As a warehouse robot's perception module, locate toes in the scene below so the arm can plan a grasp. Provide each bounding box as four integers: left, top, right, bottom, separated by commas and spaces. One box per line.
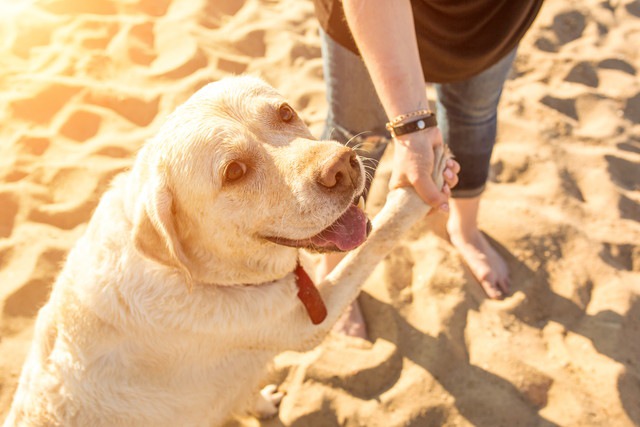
481, 274, 510, 300
481, 280, 504, 300
497, 276, 511, 296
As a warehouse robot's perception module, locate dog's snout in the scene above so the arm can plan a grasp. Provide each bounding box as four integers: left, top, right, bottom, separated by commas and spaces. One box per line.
317, 148, 360, 190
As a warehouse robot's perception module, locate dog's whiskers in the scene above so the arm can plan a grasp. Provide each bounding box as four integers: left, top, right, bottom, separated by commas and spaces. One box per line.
345, 131, 372, 149
360, 157, 379, 166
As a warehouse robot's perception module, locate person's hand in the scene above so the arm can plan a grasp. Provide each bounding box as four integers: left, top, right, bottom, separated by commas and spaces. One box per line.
388, 127, 459, 212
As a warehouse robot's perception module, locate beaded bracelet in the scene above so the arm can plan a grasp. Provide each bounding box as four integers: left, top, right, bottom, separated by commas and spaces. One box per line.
387, 109, 432, 127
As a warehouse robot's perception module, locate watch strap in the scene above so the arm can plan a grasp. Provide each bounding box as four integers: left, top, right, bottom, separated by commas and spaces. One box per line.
386, 114, 437, 138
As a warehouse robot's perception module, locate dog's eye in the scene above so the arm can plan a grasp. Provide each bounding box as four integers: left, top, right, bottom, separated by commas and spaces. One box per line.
224, 161, 246, 182
278, 103, 296, 123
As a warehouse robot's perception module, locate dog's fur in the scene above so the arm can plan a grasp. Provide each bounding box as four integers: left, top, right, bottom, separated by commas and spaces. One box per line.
3, 76, 372, 427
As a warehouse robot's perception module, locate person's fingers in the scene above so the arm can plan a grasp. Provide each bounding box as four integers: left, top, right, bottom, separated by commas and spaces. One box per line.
442, 183, 451, 196
390, 165, 451, 211
390, 129, 451, 211
390, 168, 448, 210
443, 159, 460, 189
443, 168, 458, 189
447, 158, 461, 174
412, 176, 449, 212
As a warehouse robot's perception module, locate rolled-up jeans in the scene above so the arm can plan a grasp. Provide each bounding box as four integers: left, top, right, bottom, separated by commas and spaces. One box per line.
320, 29, 518, 199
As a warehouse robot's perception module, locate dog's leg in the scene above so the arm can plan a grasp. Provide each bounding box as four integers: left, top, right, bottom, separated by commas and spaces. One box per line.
291, 146, 449, 348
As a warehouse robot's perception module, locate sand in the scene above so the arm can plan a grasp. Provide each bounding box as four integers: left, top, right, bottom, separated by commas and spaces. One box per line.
0, 0, 639, 426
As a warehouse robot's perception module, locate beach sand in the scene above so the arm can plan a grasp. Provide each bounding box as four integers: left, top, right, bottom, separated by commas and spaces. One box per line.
0, 0, 639, 425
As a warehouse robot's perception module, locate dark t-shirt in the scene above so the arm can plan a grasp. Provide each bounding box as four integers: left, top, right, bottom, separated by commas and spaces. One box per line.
314, 0, 544, 83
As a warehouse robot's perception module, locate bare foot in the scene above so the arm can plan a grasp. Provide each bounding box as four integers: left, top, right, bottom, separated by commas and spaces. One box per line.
448, 225, 510, 298
333, 300, 368, 339
448, 197, 510, 299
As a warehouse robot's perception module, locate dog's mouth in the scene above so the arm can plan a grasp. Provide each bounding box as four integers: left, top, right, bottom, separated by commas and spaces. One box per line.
265, 197, 371, 252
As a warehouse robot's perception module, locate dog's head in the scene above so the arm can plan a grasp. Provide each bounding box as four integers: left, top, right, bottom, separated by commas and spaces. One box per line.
128, 76, 369, 285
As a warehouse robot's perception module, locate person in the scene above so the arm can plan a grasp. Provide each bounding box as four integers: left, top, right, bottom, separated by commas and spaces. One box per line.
313, 0, 544, 338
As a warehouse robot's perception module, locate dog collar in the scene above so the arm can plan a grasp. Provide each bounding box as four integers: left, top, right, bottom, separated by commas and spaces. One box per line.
294, 263, 327, 325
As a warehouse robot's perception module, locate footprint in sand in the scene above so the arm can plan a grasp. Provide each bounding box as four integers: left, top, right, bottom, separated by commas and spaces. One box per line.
558, 167, 586, 202
127, 22, 156, 66
149, 32, 208, 79
606, 154, 640, 191
58, 107, 102, 142
624, 92, 640, 123
4, 278, 51, 318
564, 61, 599, 88
3, 247, 67, 318
596, 58, 638, 98
574, 93, 623, 139
217, 56, 249, 75
28, 167, 99, 229
491, 150, 534, 185
552, 10, 586, 45
215, 26, 268, 75
16, 134, 51, 156
598, 58, 637, 76
231, 28, 267, 58
200, 0, 245, 29
10, 82, 82, 125
540, 91, 624, 140
600, 242, 640, 272
540, 95, 578, 120
626, 0, 640, 17
0, 192, 19, 239
84, 88, 160, 127
35, 0, 116, 15
617, 138, 640, 155
619, 194, 640, 222
534, 9, 588, 52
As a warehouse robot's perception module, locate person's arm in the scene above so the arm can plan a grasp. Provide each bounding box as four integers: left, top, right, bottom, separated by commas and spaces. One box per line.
343, 0, 451, 211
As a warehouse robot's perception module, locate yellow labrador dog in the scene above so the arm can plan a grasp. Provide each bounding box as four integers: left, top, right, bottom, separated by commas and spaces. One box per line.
4, 76, 447, 427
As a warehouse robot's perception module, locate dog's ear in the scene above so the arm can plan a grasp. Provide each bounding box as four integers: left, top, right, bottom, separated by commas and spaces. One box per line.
133, 174, 193, 287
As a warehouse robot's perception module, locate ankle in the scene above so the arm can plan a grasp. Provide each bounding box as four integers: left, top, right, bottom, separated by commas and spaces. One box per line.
447, 217, 480, 242
448, 196, 482, 240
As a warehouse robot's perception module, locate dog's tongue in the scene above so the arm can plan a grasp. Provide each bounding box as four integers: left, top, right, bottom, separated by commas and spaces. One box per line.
311, 204, 368, 251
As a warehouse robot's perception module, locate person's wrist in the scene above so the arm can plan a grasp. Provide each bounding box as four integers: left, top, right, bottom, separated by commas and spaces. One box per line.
393, 126, 439, 148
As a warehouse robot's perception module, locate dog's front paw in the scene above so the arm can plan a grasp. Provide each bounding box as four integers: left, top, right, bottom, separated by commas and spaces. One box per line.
252, 384, 284, 419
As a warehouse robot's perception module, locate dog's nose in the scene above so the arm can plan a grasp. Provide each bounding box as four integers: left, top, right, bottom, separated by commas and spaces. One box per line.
317, 148, 360, 189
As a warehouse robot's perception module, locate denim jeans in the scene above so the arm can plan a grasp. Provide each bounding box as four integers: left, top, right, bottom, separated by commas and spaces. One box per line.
320, 30, 518, 198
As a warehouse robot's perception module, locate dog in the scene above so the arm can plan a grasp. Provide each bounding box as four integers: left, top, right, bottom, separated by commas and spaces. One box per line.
4, 75, 450, 427
3, 76, 376, 426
